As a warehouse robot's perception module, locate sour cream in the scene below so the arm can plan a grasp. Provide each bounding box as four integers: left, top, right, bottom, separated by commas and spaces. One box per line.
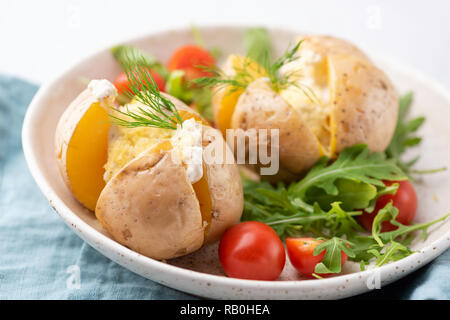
88, 79, 117, 101
170, 118, 203, 184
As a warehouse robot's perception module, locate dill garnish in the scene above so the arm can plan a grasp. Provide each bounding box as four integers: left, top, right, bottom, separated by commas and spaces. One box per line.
193, 40, 319, 103
109, 49, 183, 130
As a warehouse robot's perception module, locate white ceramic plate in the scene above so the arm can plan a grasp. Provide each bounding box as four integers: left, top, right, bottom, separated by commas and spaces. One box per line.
22, 26, 450, 299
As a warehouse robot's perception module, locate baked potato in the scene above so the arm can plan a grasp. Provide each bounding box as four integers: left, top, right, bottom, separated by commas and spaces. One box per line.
213, 35, 398, 181
55, 79, 243, 260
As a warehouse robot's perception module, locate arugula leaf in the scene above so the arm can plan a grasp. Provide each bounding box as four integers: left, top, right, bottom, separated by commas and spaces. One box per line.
289, 144, 407, 198
242, 189, 363, 239
365, 183, 399, 213
326, 202, 365, 237
244, 28, 272, 66
371, 202, 398, 246
241, 143, 449, 271
111, 45, 169, 80
314, 237, 355, 274
368, 240, 412, 267
377, 212, 450, 244
385, 92, 425, 172
190, 87, 214, 121
166, 69, 214, 121
305, 178, 377, 211
166, 70, 192, 101
346, 235, 380, 263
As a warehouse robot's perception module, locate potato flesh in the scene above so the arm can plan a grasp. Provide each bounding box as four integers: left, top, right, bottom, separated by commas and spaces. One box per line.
192, 164, 212, 236
104, 102, 211, 182
280, 49, 331, 154
104, 104, 213, 236
65, 102, 110, 211
104, 125, 173, 182
215, 87, 244, 136
214, 55, 266, 135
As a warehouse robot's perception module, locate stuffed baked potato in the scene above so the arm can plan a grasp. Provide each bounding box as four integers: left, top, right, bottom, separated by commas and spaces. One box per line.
55, 78, 243, 260
212, 35, 398, 181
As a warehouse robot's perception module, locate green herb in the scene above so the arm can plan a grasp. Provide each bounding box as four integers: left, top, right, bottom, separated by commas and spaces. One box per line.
244, 27, 272, 65
386, 93, 422, 168
190, 87, 214, 121
368, 240, 412, 267
261, 40, 305, 92
289, 144, 407, 198
109, 51, 182, 130
166, 70, 193, 101
241, 144, 450, 273
314, 237, 355, 274
166, 69, 214, 121
192, 61, 262, 91
194, 39, 315, 97
371, 202, 398, 246
191, 24, 205, 48
111, 45, 169, 80
384, 92, 446, 175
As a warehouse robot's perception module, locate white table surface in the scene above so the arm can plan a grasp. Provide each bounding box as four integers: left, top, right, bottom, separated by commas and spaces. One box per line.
0, 0, 449, 88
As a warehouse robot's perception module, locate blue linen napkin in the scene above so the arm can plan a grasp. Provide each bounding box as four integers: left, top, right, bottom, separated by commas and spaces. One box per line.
0, 74, 448, 300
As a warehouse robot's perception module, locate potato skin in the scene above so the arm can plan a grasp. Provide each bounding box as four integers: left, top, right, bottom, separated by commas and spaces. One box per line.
96, 124, 243, 260
329, 54, 398, 154
217, 35, 398, 181
55, 89, 99, 193
297, 35, 370, 62
231, 78, 321, 176
96, 143, 205, 260
296, 35, 398, 155
202, 125, 244, 243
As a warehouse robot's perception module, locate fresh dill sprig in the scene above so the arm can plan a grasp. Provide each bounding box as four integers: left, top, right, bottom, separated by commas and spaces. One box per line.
111, 45, 169, 80
262, 40, 302, 92
193, 56, 266, 92
193, 67, 249, 90
109, 49, 183, 130
193, 40, 319, 104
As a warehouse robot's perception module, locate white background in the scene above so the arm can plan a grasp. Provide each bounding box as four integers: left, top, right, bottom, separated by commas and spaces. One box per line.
0, 0, 449, 87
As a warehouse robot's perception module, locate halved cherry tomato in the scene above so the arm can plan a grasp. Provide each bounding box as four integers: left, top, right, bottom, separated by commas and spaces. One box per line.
286, 237, 348, 277
218, 221, 286, 280
167, 45, 215, 80
113, 68, 166, 94
358, 180, 418, 232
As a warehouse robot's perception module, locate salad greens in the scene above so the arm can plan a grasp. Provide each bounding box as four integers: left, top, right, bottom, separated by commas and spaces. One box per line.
111, 45, 169, 80
385, 92, 425, 172
242, 94, 450, 274
244, 28, 272, 65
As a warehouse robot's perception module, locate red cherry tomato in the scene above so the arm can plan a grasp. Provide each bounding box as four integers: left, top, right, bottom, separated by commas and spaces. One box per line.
218, 221, 286, 280
167, 45, 215, 80
286, 237, 348, 277
358, 180, 418, 232
113, 68, 166, 94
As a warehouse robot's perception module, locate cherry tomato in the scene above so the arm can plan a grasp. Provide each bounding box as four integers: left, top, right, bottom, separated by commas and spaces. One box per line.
286, 237, 348, 277
167, 45, 215, 80
113, 68, 166, 94
358, 180, 418, 232
218, 221, 286, 280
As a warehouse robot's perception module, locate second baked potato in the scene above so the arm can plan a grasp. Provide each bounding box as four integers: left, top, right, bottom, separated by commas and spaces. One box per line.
212, 35, 398, 181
